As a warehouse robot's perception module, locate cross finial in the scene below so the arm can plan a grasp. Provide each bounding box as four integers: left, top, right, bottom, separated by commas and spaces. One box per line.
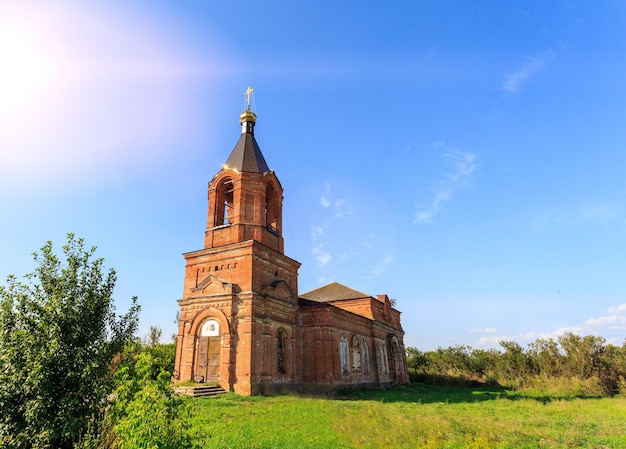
244, 86, 254, 110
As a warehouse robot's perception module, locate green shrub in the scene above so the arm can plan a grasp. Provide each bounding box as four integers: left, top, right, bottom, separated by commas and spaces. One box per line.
0, 235, 139, 449
110, 350, 198, 449
406, 333, 626, 397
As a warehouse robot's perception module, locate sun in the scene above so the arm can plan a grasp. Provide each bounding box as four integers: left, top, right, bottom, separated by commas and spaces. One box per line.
0, 22, 56, 120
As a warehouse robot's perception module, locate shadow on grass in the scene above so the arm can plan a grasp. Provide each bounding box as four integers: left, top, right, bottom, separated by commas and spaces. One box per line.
332, 378, 605, 405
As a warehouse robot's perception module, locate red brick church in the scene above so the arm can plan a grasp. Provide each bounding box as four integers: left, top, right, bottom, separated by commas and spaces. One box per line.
174, 90, 408, 395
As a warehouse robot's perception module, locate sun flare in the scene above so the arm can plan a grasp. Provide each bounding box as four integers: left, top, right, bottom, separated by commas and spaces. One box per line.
0, 24, 56, 119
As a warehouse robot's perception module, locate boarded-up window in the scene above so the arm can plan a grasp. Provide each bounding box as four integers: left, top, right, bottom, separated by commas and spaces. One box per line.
277, 329, 286, 374
361, 338, 370, 375
351, 335, 361, 371
340, 334, 349, 374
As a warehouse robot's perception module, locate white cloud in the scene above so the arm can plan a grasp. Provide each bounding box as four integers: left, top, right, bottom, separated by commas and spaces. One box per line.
320, 183, 331, 208
309, 183, 396, 284
502, 48, 555, 95
608, 303, 626, 314
311, 185, 342, 268
414, 144, 478, 224
585, 315, 626, 327
313, 247, 332, 267
370, 254, 394, 276
319, 183, 352, 218
585, 304, 626, 330
519, 327, 584, 342
476, 326, 587, 348
520, 331, 538, 340
469, 327, 497, 334
484, 303, 626, 348
473, 301, 626, 349
579, 204, 617, 223
310, 225, 325, 240
333, 198, 352, 219
531, 202, 618, 231
547, 326, 585, 338
310, 223, 332, 267
478, 335, 510, 346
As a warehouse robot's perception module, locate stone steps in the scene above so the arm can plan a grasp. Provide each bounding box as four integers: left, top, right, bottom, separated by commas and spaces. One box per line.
173, 385, 227, 397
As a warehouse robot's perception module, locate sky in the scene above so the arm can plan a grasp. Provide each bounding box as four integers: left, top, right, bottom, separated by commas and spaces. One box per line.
1, 0, 625, 350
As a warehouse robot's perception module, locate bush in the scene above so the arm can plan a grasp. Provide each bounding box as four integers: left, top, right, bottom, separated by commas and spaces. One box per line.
81, 347, 198, 449
0, 235, 139, 449
406, 334, 626, 397
112, 352, 197, 449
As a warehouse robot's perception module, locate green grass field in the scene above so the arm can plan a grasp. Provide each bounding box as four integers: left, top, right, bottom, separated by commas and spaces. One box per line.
186, 383, 626, 449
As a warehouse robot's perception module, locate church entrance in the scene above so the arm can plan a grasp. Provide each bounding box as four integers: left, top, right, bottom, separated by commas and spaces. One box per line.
195, 319, 221, 383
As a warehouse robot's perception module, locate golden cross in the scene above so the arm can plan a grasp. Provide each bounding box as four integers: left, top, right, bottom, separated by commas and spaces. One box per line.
244, 86, 254, 110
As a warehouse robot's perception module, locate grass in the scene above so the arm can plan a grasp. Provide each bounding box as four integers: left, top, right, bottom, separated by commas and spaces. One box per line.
185, 383, 626, 448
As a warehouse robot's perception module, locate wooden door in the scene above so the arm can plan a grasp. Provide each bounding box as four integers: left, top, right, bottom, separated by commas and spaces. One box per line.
206, 336, 221, 381
195, 336, 221, 382
195, 337, 209, 382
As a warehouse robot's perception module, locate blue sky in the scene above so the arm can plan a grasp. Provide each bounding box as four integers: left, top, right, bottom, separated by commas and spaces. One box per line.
1, 1, 625, 350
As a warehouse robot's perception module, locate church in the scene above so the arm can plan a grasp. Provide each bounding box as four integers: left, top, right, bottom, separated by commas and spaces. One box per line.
173, 90, 408, 395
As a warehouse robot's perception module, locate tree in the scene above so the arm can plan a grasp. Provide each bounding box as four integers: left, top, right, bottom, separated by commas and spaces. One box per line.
0, 235, 140, 449
497, 340, 532, 381
143, 324, 162, 347
558, 332, 605, 379
405, 347, 427, 374
102, 349, 198, 449
527, 337, 563, 377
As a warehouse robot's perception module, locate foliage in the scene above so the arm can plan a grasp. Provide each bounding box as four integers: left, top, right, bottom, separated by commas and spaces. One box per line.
109, 349, 198, 449
80, 337, 195, 449
187, 383, 626, 448
406, 333, 626, 396
143, 325, 163, 346
144, 329, 176, 378
0, 235, 139, 449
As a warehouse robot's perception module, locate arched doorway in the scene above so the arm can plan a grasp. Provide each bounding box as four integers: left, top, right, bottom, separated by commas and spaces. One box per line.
195, 319, 221, 383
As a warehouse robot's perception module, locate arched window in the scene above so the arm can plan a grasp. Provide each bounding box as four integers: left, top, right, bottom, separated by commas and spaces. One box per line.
265, 182, 279, 233
215, 177, 234, 226
340, 334, 349, 374
361, 338, 370, 375
277, 329, 286, 374
381, 340, 389, 374
351, 335, 361, 371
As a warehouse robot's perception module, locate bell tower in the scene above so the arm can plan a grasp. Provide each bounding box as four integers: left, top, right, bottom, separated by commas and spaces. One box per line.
174, 88, 302, 395
203, 91, 284, 253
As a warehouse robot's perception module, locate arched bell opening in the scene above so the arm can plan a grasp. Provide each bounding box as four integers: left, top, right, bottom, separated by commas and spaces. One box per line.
214, 177, 234, 227
264, 181, 280, 234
